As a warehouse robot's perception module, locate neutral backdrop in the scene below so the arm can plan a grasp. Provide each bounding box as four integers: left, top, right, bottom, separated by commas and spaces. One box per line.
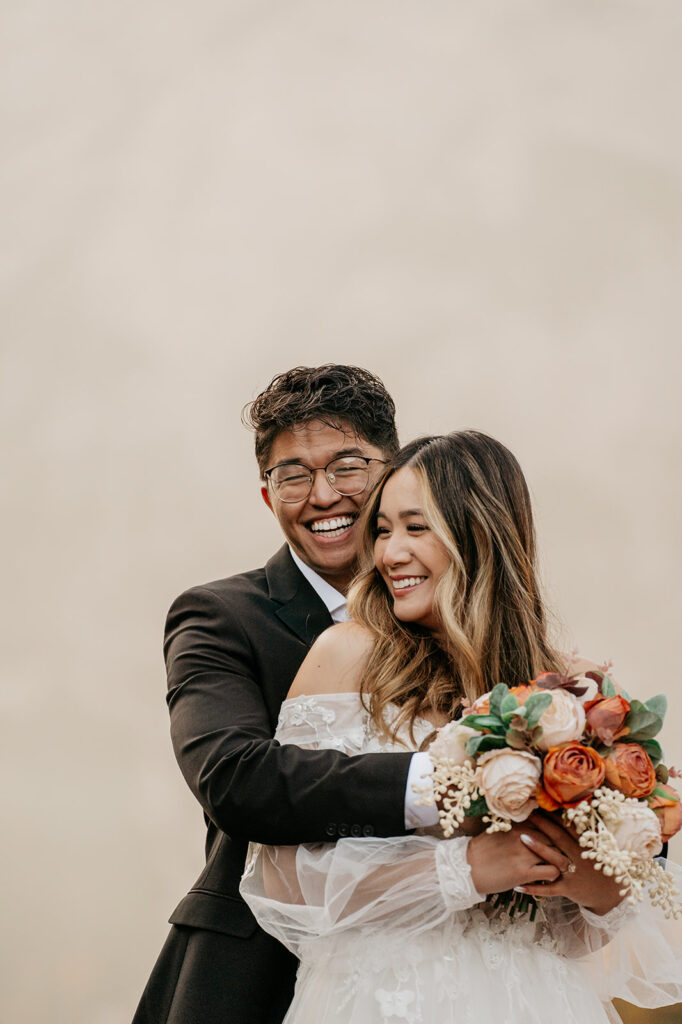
2, 2, 681, 1022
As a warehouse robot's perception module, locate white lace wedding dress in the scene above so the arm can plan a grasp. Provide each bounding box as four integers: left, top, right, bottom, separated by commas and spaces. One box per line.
240, 693, 682, 1024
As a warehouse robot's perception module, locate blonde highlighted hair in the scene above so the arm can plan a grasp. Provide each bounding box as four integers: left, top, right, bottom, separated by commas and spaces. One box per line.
347, 431, 563, 743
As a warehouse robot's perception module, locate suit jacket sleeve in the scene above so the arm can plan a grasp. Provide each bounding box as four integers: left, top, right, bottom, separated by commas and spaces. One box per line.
165, 584, 413, 846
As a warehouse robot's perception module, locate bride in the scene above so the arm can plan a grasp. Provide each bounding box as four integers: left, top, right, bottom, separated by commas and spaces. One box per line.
241, 431, 682, 1024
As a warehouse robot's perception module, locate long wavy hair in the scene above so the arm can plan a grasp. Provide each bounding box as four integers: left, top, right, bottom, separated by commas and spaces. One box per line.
347, 431, 563, 743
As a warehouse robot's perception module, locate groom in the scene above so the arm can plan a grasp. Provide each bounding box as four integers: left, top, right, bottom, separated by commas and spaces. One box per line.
132, 365, 440, 1024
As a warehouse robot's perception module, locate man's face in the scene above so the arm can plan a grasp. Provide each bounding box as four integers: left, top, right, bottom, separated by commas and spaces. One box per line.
261, 419, 387, 593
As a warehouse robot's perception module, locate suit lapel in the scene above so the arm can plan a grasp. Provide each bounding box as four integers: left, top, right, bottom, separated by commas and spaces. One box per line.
265, 545, 334, 647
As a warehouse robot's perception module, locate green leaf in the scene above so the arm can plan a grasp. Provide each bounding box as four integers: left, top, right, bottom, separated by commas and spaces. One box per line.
650, 783, 678, 803
466, 733, 508, 756
644, 694, 667, 719
464, 795, 489, 816
459, 714, 505, 733
601, 675, 617, 697
639, 739, 664, 766
500, 692, 520, 717
624, 701, 663, 741
521, 692, 553, 729
489, 683, 510, 718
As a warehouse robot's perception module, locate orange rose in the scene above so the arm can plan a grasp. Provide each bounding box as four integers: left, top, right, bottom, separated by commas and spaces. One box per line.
542, 741, 606, 807
604, 743, 656, 798
647, 783, 682, 843
584, 695, 631, 745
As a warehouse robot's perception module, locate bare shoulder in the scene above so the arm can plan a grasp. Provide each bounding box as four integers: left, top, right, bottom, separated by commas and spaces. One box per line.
287, 622, 375, 698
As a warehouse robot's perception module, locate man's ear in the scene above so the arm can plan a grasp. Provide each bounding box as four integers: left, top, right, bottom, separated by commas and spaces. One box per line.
261, 485, 274, 513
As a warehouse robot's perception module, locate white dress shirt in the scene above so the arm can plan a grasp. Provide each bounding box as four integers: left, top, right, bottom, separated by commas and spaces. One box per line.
288, 547, 439, 829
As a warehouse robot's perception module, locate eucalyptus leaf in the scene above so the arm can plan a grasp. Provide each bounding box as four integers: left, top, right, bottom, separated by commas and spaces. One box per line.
500, 692, 519, 717
522, 692, 553, 729
644, 694, 667, 719
624, 701, 663, 741
466, 733, 508, 756
638, 738, 663, 766
489, 683, 510, 718
460, 714, 505, 733
650, 782, 678, 802
601, 676, 617, 698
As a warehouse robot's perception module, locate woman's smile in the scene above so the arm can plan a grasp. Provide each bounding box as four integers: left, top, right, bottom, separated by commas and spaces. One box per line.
374, 467, 450, 631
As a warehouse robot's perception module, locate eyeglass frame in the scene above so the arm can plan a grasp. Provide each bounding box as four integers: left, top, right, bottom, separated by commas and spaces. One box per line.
263, 455, 387, 503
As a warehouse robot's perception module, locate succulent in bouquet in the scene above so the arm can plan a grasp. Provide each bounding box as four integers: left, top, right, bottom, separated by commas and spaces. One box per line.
417, 667, 681, 918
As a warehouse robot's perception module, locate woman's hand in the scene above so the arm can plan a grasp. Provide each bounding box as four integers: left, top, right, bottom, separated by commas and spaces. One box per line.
513, 812, 625, 915
466, 821, 569, 895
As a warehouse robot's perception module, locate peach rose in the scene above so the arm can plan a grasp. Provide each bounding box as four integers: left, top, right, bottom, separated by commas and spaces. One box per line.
475, 748, 542, 821
647, 784, 682, 843
584, 695, 631, 746
542, 741, 606, 806
612, 807, 663, 860
604, 743, 656, 798
535, 689, 586, 752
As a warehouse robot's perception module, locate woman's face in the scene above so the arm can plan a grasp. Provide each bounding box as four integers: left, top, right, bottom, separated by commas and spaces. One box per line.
374, 467, 451, 632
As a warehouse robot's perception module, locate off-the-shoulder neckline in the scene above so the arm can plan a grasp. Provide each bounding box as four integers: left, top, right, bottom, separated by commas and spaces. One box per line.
280, 692, 443, 731
282, 692, 361, 703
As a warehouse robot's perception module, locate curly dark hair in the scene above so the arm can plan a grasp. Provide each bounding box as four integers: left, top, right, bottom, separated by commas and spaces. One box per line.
242, 364, 399, 476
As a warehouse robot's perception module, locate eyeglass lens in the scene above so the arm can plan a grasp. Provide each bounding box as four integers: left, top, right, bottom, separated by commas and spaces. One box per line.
269, 457, 371, 502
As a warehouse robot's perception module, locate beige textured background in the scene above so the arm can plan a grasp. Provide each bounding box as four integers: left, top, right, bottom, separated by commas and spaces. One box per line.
2, 2, 681, 1022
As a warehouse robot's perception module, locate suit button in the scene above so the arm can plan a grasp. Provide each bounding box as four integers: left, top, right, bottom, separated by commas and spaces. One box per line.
325, 823, 337, 838
362, 825, 374, 837
350, 824, 362, 837
338, 823, 350, 837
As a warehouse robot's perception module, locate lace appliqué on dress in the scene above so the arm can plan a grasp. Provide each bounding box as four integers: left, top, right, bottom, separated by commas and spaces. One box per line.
277, 694, 374, 754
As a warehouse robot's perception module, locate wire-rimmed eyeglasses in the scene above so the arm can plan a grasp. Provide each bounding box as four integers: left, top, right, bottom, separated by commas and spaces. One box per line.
264, 456, 386, 503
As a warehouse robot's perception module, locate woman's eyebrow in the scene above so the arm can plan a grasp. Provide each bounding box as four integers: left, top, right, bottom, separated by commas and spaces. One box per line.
376, 508, 424, 520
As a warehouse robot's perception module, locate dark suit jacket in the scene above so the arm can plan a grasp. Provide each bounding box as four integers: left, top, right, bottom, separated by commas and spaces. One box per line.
133, 546, 413, 1024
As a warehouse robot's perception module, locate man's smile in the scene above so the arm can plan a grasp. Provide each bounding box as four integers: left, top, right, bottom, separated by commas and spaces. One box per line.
306, 515, 358, 540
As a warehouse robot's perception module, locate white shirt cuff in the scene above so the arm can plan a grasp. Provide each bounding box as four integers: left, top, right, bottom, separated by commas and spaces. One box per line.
404, 752, 439, 829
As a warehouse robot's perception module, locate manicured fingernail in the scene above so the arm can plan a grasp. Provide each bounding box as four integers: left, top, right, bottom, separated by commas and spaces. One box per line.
520, 833, 534, 846
514, 886, 528, 893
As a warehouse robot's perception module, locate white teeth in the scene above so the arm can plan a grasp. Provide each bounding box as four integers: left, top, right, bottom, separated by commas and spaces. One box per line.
310, 517, 354, 533
393, 577, 427, 590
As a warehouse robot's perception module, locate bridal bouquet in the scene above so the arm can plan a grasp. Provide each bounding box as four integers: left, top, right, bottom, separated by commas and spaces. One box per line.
418, 667, 682, 917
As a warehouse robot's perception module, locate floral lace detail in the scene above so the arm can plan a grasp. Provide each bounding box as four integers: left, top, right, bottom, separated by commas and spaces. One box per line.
279, 695, 337, 729
276, 694, 408, 756
434, 838, 481, 913
374, 987, 416, 1022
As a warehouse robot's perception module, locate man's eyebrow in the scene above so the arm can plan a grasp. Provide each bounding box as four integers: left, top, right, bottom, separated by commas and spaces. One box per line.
270, 448, 366, 469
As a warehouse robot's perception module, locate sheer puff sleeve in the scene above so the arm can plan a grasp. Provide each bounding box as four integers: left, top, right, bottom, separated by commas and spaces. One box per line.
541, 864, 682, 1008
239, 694, 484, 958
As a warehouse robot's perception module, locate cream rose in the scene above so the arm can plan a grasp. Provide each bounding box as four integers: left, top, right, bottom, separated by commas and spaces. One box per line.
572, 675, 600, 705
475, 749, 542, 821
612, 807, 663, 860
535, 688, 586, 752
428, 722, 477, 766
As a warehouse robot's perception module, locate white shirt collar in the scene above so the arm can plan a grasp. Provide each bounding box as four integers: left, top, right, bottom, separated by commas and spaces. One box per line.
288, 546, 349, 622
